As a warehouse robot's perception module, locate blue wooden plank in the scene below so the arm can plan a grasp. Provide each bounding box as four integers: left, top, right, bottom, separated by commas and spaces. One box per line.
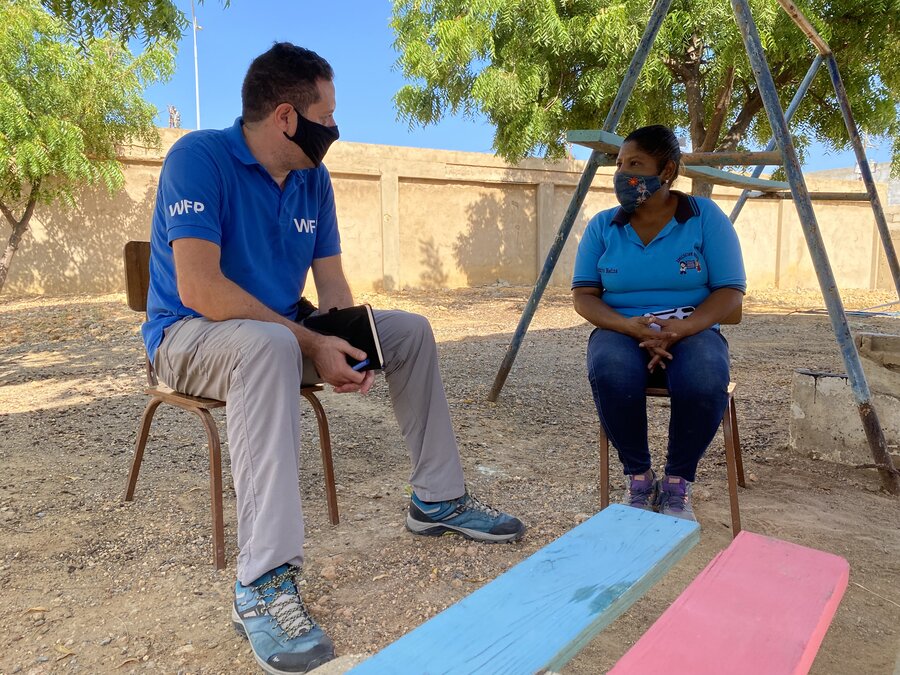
680, 165, 789, 192
567, 129, 790, 192
567, 128, 629, 153
349, 505, 700, 675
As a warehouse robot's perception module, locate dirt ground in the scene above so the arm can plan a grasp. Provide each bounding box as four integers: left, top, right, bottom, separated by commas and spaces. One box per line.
1, 285, 899, 675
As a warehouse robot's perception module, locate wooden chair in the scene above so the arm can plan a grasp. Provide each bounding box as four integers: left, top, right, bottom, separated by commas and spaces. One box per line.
599, 306, 746, 536
121, 241, 338, 570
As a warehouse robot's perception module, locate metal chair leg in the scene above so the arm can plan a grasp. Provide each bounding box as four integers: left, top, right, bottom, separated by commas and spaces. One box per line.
302, 389, 339, 526
191, 407, 226, 570
124, 397, 163, 501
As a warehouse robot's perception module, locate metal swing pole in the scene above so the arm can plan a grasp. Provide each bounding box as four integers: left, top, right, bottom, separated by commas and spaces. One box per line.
823, 54, 900, 299
729, 55, 822, 223
732, 0, 900, 494
488, 0, 675, 401
775, 0, 900, 298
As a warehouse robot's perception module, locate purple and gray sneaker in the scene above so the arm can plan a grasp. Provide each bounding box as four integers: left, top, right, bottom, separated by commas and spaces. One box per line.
624, 470, 658, 511
658, 475, 696, 521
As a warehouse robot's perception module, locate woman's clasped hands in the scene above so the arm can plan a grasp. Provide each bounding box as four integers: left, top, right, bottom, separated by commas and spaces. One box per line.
627, 315, 694, 373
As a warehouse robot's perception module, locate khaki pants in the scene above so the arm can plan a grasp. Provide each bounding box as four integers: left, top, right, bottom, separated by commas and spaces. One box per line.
154, 310, 465, 584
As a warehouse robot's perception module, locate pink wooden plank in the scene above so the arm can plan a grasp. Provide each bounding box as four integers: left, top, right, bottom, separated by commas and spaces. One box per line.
610, 531, 849, 675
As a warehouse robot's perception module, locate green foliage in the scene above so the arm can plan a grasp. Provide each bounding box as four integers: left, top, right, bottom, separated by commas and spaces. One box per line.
41, 0, 187, 46
392, 0, 900, 172
0, 0, 174, 213
40, 0, 229, 47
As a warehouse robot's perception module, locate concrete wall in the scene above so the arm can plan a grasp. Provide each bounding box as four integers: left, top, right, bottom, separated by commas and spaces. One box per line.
809, 164, 900, 206
4, 127, 898, 296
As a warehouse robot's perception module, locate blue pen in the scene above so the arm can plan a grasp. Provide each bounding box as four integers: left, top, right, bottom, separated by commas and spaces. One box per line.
351, 358, 370, 371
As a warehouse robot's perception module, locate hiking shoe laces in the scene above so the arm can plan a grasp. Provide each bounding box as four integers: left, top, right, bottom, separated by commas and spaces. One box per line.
256, 567, 315, 639
465, 493, 502, 518
407, 490, 525, 543
233, 564, 335, 674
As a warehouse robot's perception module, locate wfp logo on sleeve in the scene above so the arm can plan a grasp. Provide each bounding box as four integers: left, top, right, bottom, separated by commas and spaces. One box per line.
294, 218, 316, 234
167, 199, 205, 217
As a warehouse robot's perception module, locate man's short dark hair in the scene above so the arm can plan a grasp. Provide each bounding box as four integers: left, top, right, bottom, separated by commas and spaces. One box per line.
241, 43, 333, 123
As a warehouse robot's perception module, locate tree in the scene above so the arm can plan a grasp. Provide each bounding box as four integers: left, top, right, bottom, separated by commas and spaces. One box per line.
40, 0, 230, 47
41, 0, 188, 46
0, 0, 174, 293
391, 0, 900, 194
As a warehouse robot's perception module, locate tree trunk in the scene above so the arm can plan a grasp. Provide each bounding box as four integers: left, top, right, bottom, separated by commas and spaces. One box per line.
691, 180, 714, 198
0, 188, 39, 295
679, 36, 716, 200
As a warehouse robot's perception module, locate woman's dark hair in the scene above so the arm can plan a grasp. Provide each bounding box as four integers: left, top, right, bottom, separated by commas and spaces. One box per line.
623, 125, 681, 181
241, 43, 333, 123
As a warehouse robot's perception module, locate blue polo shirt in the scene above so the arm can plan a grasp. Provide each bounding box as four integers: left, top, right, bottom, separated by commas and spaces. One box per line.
572, 192, 745, 316
142, 118, 342, 362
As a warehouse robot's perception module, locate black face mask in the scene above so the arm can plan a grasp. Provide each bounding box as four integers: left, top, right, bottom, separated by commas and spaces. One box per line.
283, 108, 339, 167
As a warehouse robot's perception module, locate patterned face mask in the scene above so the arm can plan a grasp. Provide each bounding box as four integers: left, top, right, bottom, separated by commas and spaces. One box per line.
613, 172, 663, 213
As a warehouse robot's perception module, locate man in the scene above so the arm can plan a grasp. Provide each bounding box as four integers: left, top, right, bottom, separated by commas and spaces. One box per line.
143, 43, 525, 674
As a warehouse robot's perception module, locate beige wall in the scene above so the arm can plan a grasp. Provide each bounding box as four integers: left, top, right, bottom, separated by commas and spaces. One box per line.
4, 127, 898, 296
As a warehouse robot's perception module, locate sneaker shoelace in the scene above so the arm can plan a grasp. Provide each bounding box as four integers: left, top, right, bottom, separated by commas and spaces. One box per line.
627, 478, 655, 506
661, 488, 688, 511
257, 567, 315, 639
464, 493, 502, 518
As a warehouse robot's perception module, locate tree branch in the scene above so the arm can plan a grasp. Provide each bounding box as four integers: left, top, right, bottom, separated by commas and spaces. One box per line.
0, 182, 41, 229
717, 72, 796, 152
662, 54, 686, 78
20, 183, 40, 225
699, 66, 735, 152
682, 35, 707, 149
0, 201, 16, 228
718, 90, 763, 152
0, 183, 40, 294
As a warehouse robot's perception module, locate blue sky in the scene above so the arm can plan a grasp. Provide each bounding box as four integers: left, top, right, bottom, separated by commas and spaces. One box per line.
142, 0, 893, 173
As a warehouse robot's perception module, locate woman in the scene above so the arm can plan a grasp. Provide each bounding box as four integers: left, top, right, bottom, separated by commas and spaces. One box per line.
572, 125, 746, 521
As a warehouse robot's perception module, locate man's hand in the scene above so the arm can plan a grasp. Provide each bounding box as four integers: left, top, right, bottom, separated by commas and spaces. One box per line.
306, 334, 373, 394
337, 369, 375, 395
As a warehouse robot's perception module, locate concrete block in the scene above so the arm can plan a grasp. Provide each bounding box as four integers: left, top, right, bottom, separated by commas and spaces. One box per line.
789, 369, 900, 465
855, 332, 900, 401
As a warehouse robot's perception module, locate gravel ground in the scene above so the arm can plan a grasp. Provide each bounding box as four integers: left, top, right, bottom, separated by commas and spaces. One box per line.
0, 286, 898, 674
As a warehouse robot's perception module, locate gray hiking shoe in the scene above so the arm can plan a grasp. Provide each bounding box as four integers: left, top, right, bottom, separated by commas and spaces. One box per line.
624, 470, 658, 511
658, 475, 696, 521
407, 491, 525, 543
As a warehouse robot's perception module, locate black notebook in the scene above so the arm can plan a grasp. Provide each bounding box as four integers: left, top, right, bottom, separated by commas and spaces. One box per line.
302, 304, 384, 372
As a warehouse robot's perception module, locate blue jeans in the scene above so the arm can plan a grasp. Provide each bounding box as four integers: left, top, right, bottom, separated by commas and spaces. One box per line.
586, 327, 730, 482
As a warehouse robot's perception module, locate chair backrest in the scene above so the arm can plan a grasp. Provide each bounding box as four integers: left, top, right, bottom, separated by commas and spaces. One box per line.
124, 241, 151, 313
123, 241, 157, 385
